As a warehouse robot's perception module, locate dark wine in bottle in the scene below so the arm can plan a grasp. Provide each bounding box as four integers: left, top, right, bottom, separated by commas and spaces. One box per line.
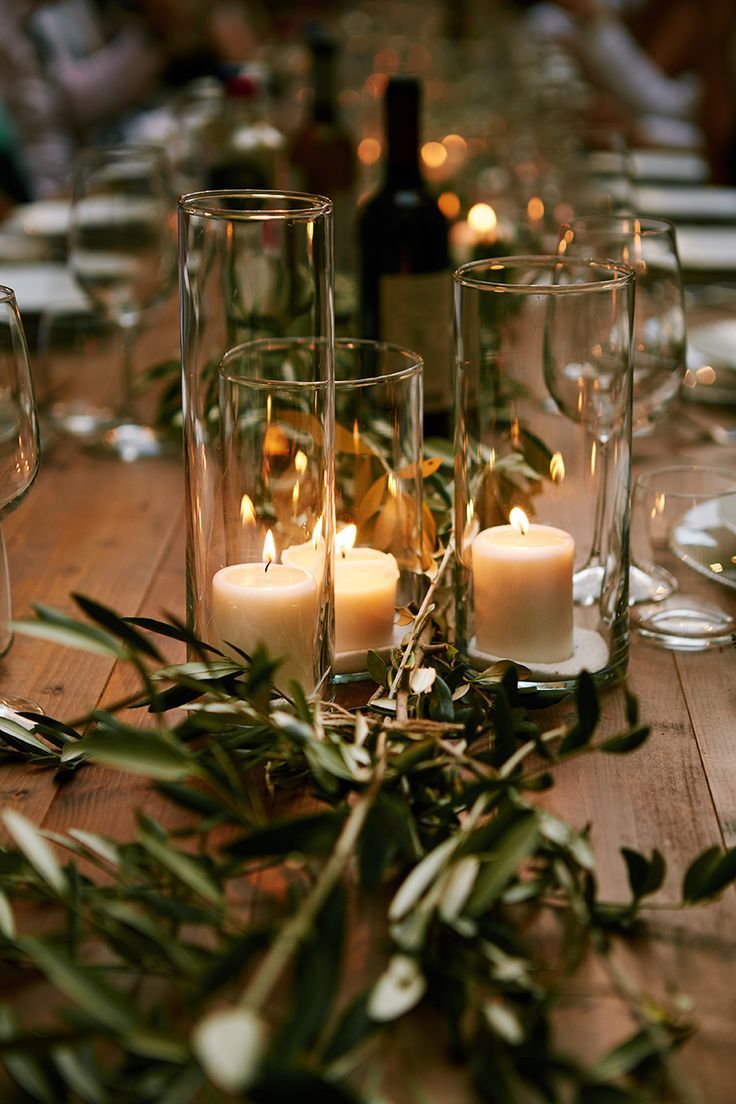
358, 76, 452, 436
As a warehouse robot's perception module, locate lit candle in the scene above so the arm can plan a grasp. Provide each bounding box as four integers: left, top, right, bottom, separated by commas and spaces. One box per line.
472, 507, 574, 663
212, 531, 319, 691
283, 523, 399, 655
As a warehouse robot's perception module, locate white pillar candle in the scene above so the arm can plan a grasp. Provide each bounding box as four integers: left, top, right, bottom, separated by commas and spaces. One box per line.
283, 527, 399, 655
211, 561, 319, 691
472, 511, 574, 664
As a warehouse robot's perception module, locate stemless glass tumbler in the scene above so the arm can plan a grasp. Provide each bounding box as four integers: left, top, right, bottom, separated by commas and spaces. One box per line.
179, 191, 335, 682
454, 257, 635, 691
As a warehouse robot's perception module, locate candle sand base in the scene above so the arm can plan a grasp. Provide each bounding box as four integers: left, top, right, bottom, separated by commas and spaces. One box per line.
468, 627, 609, 683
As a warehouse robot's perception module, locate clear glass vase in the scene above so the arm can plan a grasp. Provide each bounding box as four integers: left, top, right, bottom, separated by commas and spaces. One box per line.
453, 256, 635, 692
179, 191, 335, 678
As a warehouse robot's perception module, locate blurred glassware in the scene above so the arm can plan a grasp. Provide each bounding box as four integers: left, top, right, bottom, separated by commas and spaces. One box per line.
559, 215, 686, 436
630, 465, 736, 650
69, 144, 177, 460
35, 307, 117, 439
0, 285, 40, 657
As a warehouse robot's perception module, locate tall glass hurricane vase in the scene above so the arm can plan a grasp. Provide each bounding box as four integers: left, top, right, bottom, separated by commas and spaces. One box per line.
179, 191, 334, 650
454, 257, 635, 692
0, 287, 40, 658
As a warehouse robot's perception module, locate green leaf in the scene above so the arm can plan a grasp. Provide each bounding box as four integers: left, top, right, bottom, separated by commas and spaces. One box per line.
366, 650, 389, 688
0, 888, 16, 938
683, 846, 736, 903
591, 1028, 668, 1082
20, 938, 140, 1034
192, 1006, 266, 1093
73, 593, 163, 661
225, 810, 348, 860
1, 810, 67, 896
61, 730, 196, 780
17, 605, 125, 658
559, 670, 599, 754
599, 726, 649, 754
466, 811, 540, 915
52, 1046, 106, 1104
621, 848, 665, 901
367, 954, 427, 1021
490, 685, 516, 767
323, 992, 379, 1064
138, 828, 223, 907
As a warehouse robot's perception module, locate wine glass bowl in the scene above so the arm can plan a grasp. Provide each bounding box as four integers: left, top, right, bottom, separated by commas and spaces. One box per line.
558, 215, 686, 435
0, 285, 40, 657
69, 145, 177, 459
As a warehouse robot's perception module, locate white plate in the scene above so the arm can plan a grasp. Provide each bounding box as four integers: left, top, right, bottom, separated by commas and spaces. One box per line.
637, 185, 736, 221
675, 226, 736, 271
688, 319, 736, 366
4, 200, 71, 239
632, 150, 708, 183
0, 264, 90, 315
672, 499, 736, 590
718, 493, 736, 534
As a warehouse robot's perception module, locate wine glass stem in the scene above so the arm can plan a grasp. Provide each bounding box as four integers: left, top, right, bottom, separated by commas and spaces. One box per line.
119, 310, 139, 423
589, 439, 610, 567
0, 525, 13, 658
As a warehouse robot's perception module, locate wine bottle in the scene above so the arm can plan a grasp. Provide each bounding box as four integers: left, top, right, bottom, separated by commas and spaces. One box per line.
208, 64, 286, 191
358, 76, 452, 437
289, 30, 356, 276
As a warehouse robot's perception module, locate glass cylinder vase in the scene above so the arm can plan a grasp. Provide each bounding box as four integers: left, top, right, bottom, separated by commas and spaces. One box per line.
179, 190, 334, 660
217, 342, 333, 693
454, 256, 635, 691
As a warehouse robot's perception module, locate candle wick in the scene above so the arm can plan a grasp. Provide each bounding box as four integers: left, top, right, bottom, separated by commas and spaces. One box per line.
265, 560, 271, 574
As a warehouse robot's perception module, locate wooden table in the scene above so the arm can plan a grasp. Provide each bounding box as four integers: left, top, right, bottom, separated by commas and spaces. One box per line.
1, 398, 736, 1102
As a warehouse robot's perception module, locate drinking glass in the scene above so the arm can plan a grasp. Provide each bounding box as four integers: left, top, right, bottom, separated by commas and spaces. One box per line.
558, 215, 687, 602
630, 466, 736, 649
454, 256, 635, 690
69, 145, 177, 460
0, 286, 40, 661
179, 190, 334, 645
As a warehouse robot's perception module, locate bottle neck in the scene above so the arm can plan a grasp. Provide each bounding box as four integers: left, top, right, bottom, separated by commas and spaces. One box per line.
384, 81, 422, 189
312, 46, 337, 124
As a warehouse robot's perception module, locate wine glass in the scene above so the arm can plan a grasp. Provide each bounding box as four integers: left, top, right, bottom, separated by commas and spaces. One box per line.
557, 215, 687, 603
0, 286, 40, 692
69, 145, 177, 460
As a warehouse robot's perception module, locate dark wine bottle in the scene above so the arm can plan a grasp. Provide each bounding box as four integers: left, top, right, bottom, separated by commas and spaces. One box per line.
358, 76, 452, 437
289, 31, 356, 277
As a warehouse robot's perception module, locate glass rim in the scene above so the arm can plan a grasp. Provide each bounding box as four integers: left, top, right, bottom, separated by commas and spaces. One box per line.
179, 189, 333, 222
0, 285, 17, 305
220, 336, 422, 389
562, 213, 678, 238
453, 255, 635, 293
635, 464, 736, 496
76, 143, 168, 161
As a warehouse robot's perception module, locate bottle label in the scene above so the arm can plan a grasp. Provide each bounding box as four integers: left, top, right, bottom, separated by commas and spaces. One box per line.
379, 271, 452, 412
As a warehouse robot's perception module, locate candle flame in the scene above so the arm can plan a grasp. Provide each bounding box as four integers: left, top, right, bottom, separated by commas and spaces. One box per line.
312, 515, 323, 549
292, 481, 300, 507
294, 450, 307, 474
387, 473, 397, 498
266, 394, 272, 423
263, 529, 276, 564
509, 507, 529, 535
468, 202, 497, 236
353, 419, 360, 452
336, 523, 357, 558
240, 494, 256, 525
550, 451, 565, 483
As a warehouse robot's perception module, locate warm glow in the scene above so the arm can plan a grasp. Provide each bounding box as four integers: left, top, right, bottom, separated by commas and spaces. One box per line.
466, 501, 474, 525
263, 530, 276, 564
312, 515, 323, 548
509, 507, 530, 535
240, 495, 256, 525
364, 73, 388, 99
696, 364, 716, 385
442, 133, 467, 154
336, 523, 357, 557
387, 473, 397, 498
294, 449, 308, 474
353, 418, 360, 451
550, 451, 566, 483
421, 141, 447, 169
527, 196, 544, 222
266, 394, 272, 423
263, 424, 289, 456
292, 482, 300, 507
358, 137, 381, 165
438, 191, 461, 219
468, 203, 497, 236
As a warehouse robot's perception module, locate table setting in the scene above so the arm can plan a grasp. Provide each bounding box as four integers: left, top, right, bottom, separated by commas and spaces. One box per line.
0, 9, 736, 1103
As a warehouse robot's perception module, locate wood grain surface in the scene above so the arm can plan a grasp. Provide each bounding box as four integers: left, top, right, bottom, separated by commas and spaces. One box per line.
1, 398, 735, 1102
